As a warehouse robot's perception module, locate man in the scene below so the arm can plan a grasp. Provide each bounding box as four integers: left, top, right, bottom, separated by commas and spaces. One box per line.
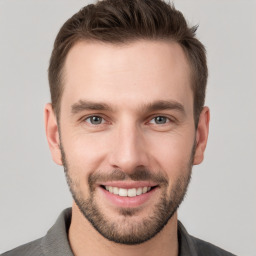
2, 0, 236, 255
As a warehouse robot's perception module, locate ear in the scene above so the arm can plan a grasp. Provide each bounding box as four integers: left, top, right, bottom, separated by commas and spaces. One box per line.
193, 107, 210, 165
44, 103, 63, 165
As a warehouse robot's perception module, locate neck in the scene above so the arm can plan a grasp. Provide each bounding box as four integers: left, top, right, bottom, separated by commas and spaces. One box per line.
68, 203, 179, 256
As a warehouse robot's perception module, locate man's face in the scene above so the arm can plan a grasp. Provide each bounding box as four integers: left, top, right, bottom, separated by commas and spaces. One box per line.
52, 40, 200, 244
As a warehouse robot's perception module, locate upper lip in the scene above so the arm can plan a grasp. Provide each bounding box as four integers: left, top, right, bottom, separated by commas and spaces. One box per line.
99, 181, 158, 189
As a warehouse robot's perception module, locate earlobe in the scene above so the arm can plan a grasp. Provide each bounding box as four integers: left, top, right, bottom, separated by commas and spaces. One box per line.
193, 107, 210, 165
44, 103, 63, 166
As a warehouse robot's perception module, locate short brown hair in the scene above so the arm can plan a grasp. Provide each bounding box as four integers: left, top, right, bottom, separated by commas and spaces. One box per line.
48, 0, 207, 124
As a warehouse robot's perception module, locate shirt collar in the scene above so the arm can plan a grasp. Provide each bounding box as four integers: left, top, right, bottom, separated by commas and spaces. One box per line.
41, 208, 73, 256
178, 221, 198, 256
40, 208, 198, 256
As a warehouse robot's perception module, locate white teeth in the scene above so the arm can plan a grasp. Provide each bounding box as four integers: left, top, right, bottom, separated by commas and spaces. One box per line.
128, 188, 136, 197
104, 186, 152, 197
142, 187, 148, 193
113, 187, 119, 195
136, 187, 142, 195
119, 188, 128, 197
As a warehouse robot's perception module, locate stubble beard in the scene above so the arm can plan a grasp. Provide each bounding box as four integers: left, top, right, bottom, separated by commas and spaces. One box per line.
60, 143, 194, 245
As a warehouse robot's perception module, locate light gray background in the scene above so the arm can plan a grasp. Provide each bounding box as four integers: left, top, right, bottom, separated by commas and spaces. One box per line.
0, 0, 255, 255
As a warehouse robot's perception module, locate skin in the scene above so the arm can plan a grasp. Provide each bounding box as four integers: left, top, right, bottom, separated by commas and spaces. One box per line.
45, 40, 210, 256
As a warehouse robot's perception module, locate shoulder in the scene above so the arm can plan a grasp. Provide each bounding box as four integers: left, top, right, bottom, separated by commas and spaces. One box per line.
178, 221, 237, 256
1, 208, 73, 256
190, 235, 237, 256
1, 238, 44, 256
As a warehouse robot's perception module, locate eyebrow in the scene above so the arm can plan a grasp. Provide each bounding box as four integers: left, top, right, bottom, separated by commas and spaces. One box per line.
71, 99, 185, 115
145, 100, 185, 114
71, 100, 113, 114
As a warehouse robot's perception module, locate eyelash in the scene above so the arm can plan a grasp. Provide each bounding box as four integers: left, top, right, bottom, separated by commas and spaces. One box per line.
84, 115, 107, 125
148, 116, 172, 125
82, 115, 174, 126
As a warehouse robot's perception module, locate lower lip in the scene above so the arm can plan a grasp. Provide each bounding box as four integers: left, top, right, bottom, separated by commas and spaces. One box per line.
99, 186, 158, 208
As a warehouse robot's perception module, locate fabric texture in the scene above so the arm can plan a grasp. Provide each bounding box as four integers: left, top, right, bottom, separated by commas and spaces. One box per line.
1, 208, 236, 256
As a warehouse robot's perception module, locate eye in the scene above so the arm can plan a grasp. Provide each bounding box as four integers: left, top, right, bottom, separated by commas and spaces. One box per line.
85, 116, 105, 125
149, 116, 170, 124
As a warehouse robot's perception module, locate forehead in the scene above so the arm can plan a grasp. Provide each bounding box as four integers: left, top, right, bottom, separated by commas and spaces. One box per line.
62, 40, 193, 113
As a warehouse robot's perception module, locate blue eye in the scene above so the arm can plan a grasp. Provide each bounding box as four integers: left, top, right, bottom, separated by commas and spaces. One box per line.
85, 116, 104, 125
150, 116, 169, 124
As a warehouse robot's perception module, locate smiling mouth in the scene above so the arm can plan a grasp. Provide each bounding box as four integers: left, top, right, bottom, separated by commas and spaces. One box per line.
101, 185, 157, 197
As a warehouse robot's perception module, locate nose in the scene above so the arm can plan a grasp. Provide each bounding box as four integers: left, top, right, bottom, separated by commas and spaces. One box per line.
108, 122, 149, 174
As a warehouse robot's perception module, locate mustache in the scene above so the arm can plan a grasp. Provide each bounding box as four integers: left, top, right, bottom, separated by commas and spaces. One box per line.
88, 168, 168, 186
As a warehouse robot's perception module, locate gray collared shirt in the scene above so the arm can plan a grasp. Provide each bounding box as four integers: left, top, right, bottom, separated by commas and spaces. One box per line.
2, 208, 236, 256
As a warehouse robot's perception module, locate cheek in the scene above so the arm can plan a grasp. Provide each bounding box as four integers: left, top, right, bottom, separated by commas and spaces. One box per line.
146, 130, 195, 175
147, 133, 194, 198
62, 131, 111, 175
